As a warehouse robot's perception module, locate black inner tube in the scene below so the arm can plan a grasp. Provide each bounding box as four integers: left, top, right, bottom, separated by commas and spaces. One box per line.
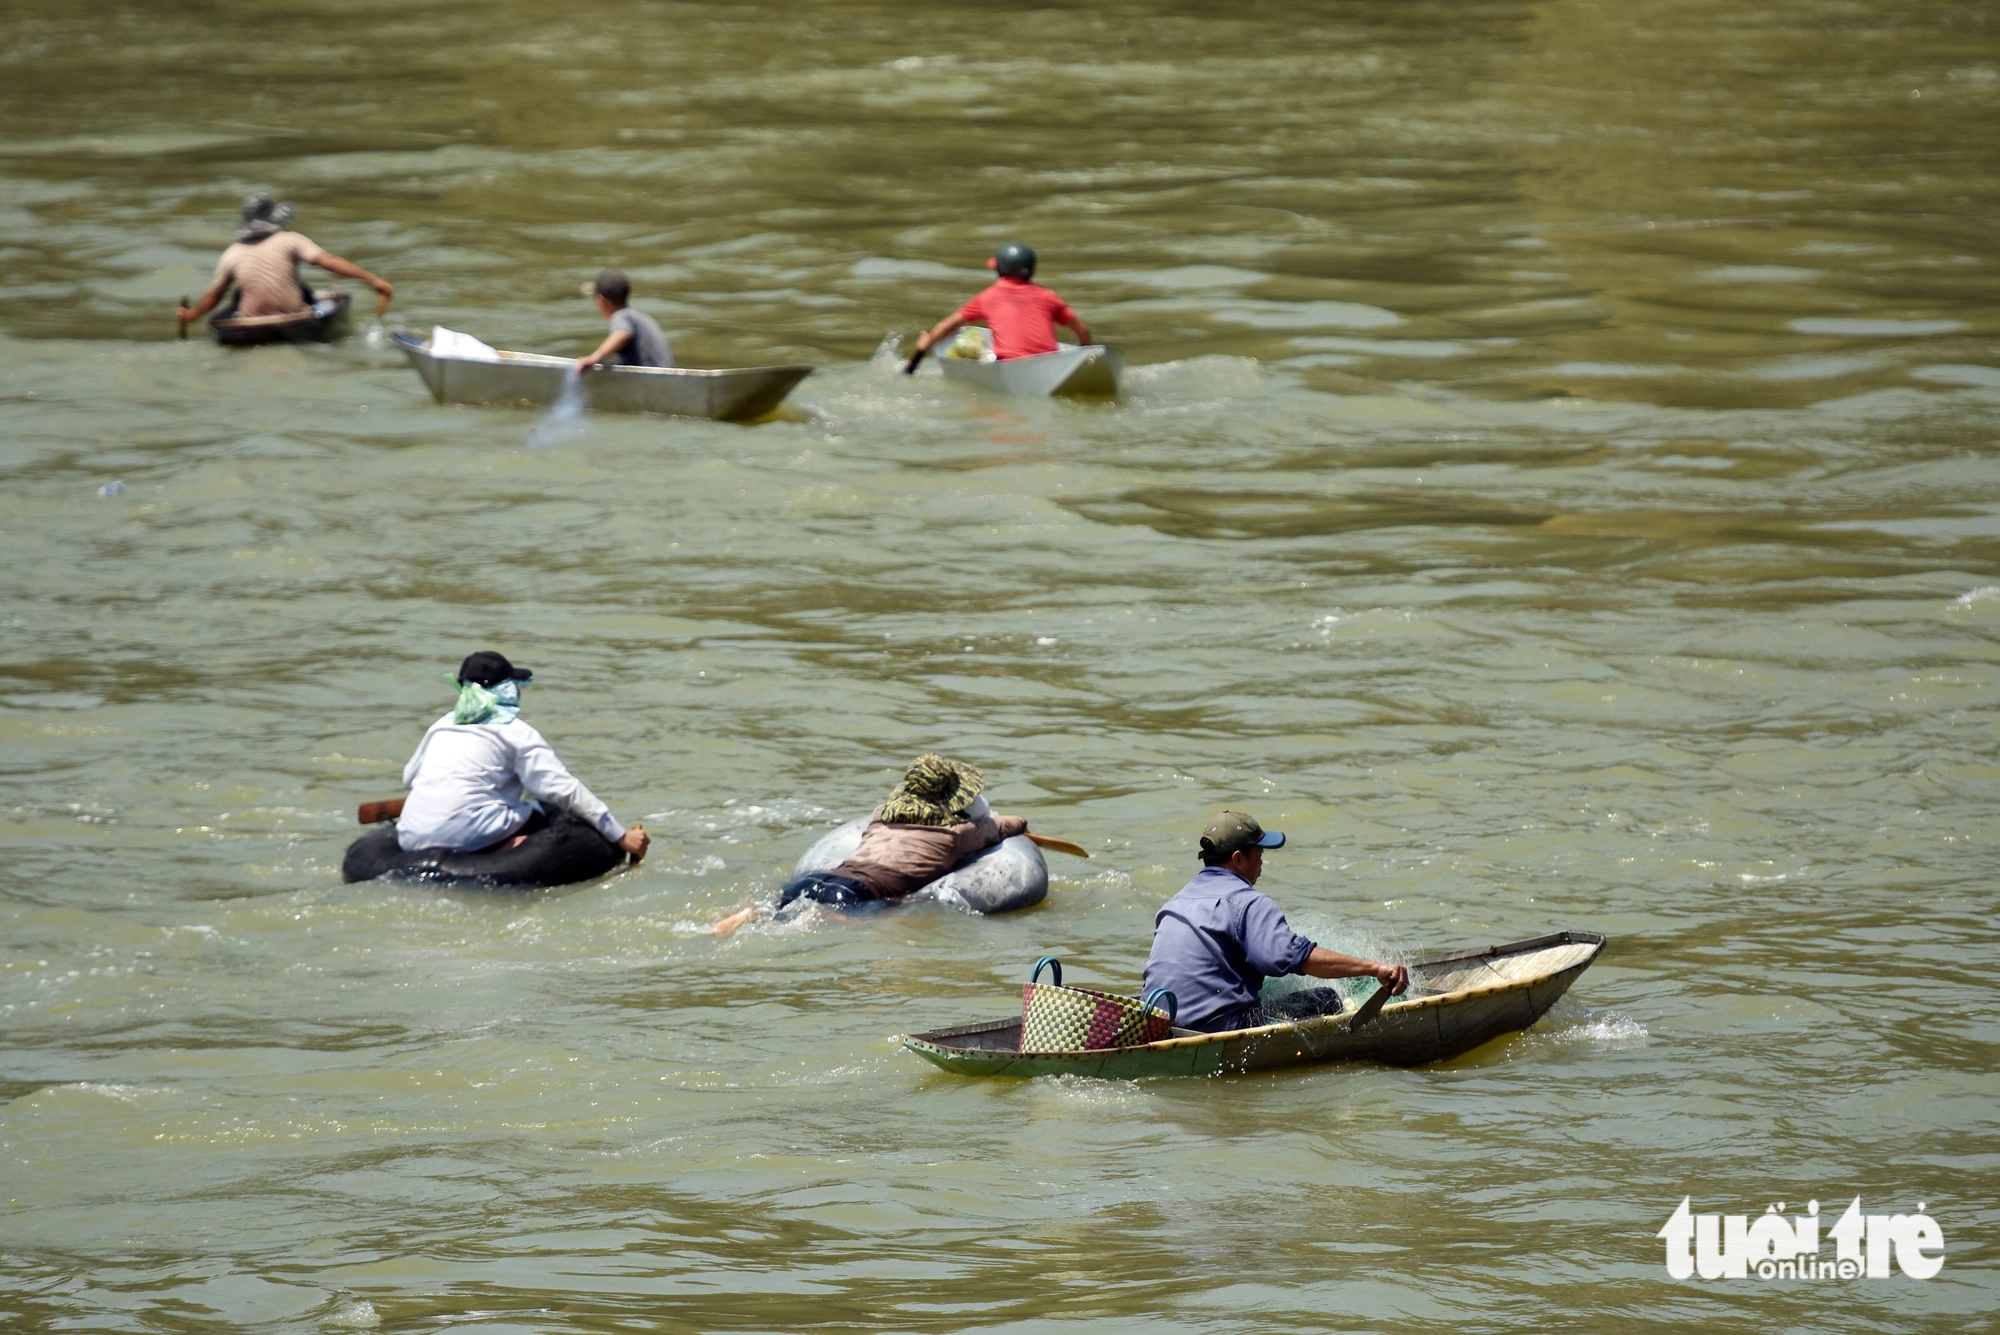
342, 811, 625, 889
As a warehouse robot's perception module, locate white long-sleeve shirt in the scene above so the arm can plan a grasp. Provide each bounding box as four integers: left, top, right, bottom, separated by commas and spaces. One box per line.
397, 713, 626, 853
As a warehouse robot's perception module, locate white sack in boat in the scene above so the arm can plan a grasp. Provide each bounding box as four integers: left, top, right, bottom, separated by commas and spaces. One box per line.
430, 326, 500, 362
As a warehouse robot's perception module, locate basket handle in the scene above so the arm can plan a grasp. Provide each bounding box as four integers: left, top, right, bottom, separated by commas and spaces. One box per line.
1030, 955, 1062, 987
1141, 987, 1178, 1023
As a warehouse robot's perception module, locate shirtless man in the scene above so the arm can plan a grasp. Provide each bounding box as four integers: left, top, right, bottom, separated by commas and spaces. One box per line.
176, 194, 392, 326
912, 242, 1090, 363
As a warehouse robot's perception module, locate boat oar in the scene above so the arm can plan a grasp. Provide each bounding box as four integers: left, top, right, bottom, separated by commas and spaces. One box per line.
1347, 978, 1399, 1032
358, 797, 405, 825
177, 294, 189, 341
1027, 833, 1089, 858
902, 344, 926, 375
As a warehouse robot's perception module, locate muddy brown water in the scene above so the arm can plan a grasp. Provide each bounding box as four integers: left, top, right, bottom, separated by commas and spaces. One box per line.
1, 1, 1996, 1330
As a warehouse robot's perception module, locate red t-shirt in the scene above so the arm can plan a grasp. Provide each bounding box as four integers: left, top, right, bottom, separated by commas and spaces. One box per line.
955, 278, 1077, 360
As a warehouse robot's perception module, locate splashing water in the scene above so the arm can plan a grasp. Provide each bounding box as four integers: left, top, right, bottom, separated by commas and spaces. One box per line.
1262, 910, 1419, 1005
526, 366, 589, 447
326, 1299, 380, 1329
363, 318, 387, 349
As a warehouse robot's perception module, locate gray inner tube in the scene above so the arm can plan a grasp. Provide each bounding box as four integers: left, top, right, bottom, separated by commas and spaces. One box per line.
791, 815, 1047, 914
342, 811, 624, 889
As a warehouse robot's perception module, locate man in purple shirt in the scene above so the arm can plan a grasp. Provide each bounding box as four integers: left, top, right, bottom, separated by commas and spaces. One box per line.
1143, 811, 1409, 1033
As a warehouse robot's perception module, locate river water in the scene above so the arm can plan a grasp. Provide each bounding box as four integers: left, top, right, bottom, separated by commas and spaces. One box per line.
2, 1, 1996, 1330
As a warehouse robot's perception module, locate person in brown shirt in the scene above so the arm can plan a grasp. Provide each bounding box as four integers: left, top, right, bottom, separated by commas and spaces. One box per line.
177, 194, 393, 325
717, 755, 1023, 930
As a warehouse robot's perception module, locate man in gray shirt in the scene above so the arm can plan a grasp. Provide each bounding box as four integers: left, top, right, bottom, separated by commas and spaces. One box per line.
577, 269, 674, 369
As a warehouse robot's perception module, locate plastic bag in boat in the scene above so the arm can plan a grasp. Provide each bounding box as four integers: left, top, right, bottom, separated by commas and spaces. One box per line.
431, 326, 500, 362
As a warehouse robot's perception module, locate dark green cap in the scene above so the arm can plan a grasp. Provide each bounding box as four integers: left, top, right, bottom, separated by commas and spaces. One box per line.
1199, 810, 1285, 859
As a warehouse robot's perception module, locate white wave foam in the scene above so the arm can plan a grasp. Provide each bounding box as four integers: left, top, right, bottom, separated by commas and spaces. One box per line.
68, 1082, 167, 1103
1554, 1015, 1649, 1046
1950, 586, 2000, 609
327, 1300, 381, 1329
1031, 1072, 1146, 1105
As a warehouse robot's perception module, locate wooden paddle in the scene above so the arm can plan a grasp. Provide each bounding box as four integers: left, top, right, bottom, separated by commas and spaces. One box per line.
1027, 833, 1089, 858
358, 797, 405, 824
177, 294, 189, 340
902, 344, 926, 375
1347, 977, 1400, 1032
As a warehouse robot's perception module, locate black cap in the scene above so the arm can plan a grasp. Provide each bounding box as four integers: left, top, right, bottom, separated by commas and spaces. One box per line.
457, 651, 532, 688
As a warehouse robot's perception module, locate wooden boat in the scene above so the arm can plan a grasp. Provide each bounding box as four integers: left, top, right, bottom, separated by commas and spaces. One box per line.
211, 291, 350, 346
938, 340, 1122, 398
393, 332, 812, 422
902, 930, 1604, 1078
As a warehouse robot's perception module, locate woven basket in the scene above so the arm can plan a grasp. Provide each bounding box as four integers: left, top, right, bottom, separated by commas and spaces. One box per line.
1019, 956, 1177, 1053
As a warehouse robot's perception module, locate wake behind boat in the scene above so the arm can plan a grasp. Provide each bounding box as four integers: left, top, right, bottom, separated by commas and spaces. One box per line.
394, 331, 812, 422
902, 930, 1605, 1078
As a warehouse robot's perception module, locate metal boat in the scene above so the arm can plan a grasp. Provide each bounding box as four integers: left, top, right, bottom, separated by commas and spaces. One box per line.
938, 341, 1122, 398
902, 930, 1605, 1078
210, 291, 350, 346
393, 332, 813, 421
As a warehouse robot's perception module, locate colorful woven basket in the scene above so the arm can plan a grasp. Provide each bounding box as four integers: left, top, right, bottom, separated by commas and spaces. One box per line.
1019, 956, 1177, 1053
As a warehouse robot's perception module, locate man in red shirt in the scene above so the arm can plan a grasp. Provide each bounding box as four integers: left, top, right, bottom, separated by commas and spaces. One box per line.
914, 242, 1092, 362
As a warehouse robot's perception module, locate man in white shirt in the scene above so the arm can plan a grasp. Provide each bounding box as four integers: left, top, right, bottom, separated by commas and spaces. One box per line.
397, 651, 649, 862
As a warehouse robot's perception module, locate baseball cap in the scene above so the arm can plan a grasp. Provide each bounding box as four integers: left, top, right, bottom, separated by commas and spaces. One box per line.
1199, 810, 1285, 859
456, 651, 533, 688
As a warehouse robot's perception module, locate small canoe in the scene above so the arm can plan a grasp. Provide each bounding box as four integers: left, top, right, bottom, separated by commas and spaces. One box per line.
393, 332, 812, 422
902, 929, 1605, 1078
211, 291, 350, 346
939, 342, 1122, 398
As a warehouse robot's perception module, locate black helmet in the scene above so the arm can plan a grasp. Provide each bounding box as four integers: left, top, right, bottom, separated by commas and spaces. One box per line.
991, 241, 1036, 280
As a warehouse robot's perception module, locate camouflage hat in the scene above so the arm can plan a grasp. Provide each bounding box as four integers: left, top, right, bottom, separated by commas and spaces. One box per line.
880, 753, 986, 826
1199, 810, 1286, 860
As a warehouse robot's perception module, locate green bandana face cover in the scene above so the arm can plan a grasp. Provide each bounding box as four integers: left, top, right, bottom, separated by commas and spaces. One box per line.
448, 674, 523, 725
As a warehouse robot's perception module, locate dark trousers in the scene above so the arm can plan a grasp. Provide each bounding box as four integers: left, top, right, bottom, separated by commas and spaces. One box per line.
1235, 986, 1346, 1030
778, 872, 875, 909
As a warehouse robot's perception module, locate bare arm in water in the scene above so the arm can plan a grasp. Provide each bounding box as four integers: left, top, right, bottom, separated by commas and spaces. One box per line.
712, 905, 756, 937
309, 249, 394, 312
